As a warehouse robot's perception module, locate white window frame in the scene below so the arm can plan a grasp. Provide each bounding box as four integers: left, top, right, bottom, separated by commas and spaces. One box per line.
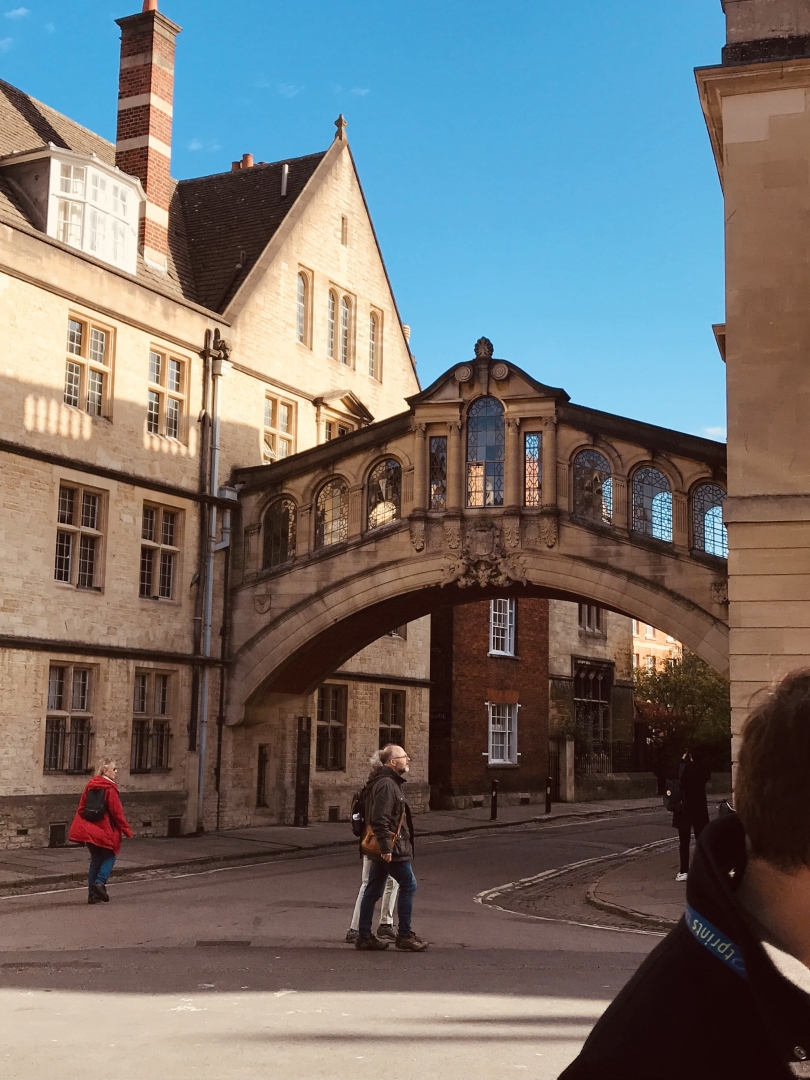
54, 482, 105, 590
645, 624, 655, 640
49, 157, 139, 272
262, 393, 296, 463
487, 702, 519, 765
368, 308, 382, 380
63, 314, 113, 419
146, 349, 187, 441
645, 655, 656, 672
489, 598, 516, 656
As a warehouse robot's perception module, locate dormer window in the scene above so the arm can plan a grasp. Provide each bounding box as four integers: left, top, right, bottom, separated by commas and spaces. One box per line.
0, 149, 143, 275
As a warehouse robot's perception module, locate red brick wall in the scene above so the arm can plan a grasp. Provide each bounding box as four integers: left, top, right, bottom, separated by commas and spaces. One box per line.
429, 598, 549, 804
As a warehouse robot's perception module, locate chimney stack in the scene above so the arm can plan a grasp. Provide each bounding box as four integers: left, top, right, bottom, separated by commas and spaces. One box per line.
722, 0, 810, 64
115, 2, 181, 272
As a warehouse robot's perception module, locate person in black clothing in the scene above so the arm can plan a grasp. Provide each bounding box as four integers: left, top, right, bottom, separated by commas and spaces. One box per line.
560, 669, 810, 1080
673, 749, 711, 881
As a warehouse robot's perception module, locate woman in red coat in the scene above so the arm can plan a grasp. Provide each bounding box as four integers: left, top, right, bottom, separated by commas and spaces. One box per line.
68, 758, 132, 904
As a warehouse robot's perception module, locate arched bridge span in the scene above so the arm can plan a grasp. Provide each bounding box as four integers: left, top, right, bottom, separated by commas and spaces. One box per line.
227, 343, 728, 724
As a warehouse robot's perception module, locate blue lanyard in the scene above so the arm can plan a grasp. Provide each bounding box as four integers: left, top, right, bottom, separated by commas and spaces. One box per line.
685, 904, 748, 981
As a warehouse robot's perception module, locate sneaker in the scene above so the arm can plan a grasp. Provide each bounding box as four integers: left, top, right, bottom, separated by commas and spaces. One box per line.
675, 872, 688, 882
345, 928, 359, 944
395, 932, 429, 952
355, 934, 389, 951
376, 923, 397, 941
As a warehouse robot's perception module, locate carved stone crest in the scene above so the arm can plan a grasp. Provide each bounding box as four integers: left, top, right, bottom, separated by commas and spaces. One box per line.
443, 517, 462, 550
253, 583, 273, 615
409, 518, 425, 552
474, 337, 494, 360
711, 578, 729, 606
539, 512, 558, 549
440, 519, 527, 589
466, 519, 498, 559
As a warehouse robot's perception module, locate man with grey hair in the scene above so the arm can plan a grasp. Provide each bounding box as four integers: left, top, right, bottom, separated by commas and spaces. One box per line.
355, 743, 428, 951
345, 749, 399, 943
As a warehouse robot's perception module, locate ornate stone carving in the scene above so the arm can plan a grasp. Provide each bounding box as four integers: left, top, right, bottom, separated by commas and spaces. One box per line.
543, 416, 557, 431
524, 517, 539, 546
474, 337, 494, 360
440, 520, 527, 588
447, 420, 462, 436
443, 517, 462, 549
454, 364, 473, 384
253, 583, 273, 615
540, 513, 558, 549
711, 578, 729, 606
409, 518, 425, 552
502, 516, 521, 548
505, 416, 521, 433
491, 361, 509, 381
412, 420, 427, 437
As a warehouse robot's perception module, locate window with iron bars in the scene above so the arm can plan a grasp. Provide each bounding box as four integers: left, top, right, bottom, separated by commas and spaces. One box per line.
316, 685, 347, 770
139, 504, 181, 601
379, 689, 405, 749
63, 316, 112, 419
574, 661, 613, 751
44, 664, 94, 773
54, 483, 105, 590
130, 671, 172, 772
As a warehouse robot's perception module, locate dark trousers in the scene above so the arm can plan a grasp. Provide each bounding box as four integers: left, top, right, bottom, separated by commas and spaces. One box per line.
87, 843, 116, 887
358, 859, 417, 938
678, 821, 706, 874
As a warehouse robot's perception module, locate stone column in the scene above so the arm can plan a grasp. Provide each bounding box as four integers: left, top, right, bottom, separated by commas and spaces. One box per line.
412, 422, 427, 511
542, 417, 558, 508
446, 420, 463, 510
504, 417, 521, 509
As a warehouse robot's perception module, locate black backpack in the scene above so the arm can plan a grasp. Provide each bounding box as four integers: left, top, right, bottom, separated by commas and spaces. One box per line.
82, 786, 107, 823
663, 778, 684, 814
350, 787, 367, 838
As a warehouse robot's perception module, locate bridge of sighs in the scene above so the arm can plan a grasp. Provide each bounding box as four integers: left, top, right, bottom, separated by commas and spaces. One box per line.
226, 339, 728, 727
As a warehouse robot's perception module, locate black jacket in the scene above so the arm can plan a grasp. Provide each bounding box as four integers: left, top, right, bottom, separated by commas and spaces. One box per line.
364, 766, 415, 862
560, 815, 810, 1080
672, 758, 710, 831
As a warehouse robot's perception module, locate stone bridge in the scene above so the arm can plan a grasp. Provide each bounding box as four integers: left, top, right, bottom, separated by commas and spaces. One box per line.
226, 340, 728, 726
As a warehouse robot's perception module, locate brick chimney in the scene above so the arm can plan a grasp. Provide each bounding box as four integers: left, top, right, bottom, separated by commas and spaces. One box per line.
115, 1, 181, 272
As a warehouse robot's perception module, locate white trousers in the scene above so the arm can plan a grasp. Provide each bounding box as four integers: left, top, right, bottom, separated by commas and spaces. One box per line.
350, 854, 399, 931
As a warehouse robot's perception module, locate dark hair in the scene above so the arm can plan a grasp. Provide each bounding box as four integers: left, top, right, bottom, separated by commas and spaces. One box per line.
736, 669, 810, 869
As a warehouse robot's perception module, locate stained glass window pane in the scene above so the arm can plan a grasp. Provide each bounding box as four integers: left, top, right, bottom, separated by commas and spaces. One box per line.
367, 459, 402, 530
632, 467, 672, 542
429, 436, 447, 510
524, 433, 541, 506
574, 449, 612, 524
263, 499, 297, 568
692, 483, 728, 558
315, 481, 349, 547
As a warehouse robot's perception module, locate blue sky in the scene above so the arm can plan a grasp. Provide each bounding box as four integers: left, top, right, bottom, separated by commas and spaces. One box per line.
1, 0, 727, 439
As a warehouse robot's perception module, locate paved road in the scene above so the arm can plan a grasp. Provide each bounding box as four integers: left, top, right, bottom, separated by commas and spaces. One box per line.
0, 809, 676, 1080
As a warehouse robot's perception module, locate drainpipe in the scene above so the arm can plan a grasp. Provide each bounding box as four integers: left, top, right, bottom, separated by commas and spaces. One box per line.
196, 330, 230, 833
214, 487, 238, 830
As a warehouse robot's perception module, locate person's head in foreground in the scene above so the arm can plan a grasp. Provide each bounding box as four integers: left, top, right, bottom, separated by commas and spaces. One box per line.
560, 668, 810, 1080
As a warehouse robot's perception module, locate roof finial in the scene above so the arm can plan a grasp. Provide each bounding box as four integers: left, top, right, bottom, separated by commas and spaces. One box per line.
334, 114, 348, 142
142, 0, 158, 11
474, 337, 494, 360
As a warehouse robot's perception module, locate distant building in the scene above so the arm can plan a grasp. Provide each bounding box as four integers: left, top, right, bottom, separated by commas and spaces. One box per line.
632, 622, 682, 673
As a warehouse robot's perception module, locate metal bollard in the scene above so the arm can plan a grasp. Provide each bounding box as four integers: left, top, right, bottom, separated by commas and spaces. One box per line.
490, 780, 499, 821
545, 775, 552, 815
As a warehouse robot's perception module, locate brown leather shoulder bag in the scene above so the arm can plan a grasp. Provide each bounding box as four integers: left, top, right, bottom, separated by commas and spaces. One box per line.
360, 804, 407, 858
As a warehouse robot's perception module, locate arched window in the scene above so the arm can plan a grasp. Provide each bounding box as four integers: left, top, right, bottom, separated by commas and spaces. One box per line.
632, 466, 672, 542
340, 297, 350, 365
296, 273, 307, 345
573, 449, 613, 524
315, 479, 349, 548
692, 483, 728, 558
466, 396, 504, 507
367, 459, 401, 530
327, 291, 336, 358
263, 498, 296, 568
368, 312, 378, 379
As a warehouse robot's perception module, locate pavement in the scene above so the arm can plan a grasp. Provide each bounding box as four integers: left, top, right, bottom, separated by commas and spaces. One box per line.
587, 843, 685, 928
0, 795, 668, 892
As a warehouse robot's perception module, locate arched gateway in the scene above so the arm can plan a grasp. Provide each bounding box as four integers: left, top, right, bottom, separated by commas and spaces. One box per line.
228, 341, 728, 726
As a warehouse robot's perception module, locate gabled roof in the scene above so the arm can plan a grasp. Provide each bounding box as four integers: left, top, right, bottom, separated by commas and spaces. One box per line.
176, 153, 326, 312
0, 77, 330, 316
313, 389, 375, 425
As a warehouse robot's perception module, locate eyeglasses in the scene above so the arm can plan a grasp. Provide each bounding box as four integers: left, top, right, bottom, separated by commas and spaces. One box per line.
391, 755, 410, 762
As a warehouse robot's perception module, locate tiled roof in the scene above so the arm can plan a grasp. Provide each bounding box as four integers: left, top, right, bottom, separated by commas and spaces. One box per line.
0, 78, 328, 314
176, 153, 326, 312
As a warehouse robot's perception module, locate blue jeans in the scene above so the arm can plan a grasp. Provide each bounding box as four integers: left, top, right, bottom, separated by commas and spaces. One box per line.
87, 844, 116, 887
358, 860, 417, 938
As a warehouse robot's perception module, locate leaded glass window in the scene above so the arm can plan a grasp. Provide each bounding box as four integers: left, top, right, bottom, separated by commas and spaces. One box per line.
466, 396, 504, 507
367, 459, 402, 530
263, 499, 297, 567
524, 433, 541, 506
327, 291, 336, 358
632, 467, 672, 542
296, 273, 307, 344
574, 449, 613, 524
315, 480, 349, 548
429, 436, 447, 510
692, 483, 728, 558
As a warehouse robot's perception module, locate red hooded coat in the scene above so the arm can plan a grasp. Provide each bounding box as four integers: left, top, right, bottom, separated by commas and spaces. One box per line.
67, 775, 132, 854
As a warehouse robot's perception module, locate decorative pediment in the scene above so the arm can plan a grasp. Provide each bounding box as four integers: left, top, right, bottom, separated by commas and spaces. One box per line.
312, 389, 375, 425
